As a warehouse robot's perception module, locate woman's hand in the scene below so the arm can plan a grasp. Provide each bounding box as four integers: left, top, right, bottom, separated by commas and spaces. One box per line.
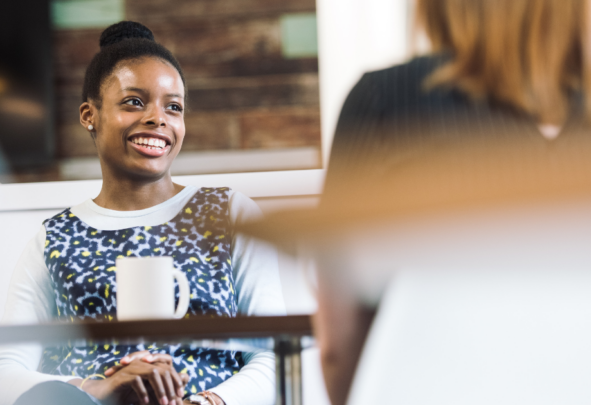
104, 351, 180, 378
111, 351, 188, 405
71, 352, 189, 405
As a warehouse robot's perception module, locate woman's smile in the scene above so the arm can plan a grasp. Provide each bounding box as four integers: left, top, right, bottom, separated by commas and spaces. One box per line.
128, 131, 172, 157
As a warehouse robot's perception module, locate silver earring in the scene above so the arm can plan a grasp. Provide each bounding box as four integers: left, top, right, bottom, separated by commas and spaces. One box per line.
88, 125, 94, 131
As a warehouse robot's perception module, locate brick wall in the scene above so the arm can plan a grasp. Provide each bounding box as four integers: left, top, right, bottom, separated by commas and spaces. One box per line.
52, 0, 320, 159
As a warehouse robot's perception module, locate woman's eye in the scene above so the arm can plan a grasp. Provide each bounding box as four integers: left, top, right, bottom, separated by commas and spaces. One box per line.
168, 104, 183, 112
124, 98, 142, 106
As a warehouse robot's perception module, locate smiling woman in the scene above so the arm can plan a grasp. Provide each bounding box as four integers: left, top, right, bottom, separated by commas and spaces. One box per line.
79, 22, 187, 208
87, 57, 183, 174
83, 58, 185, 190
0, 21, 285, 405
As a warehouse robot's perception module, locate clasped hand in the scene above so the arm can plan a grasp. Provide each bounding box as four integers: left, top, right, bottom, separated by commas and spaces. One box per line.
71, 351, 188, 405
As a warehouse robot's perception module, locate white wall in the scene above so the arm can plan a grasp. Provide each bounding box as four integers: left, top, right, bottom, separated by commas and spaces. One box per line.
316, 0, 412, 165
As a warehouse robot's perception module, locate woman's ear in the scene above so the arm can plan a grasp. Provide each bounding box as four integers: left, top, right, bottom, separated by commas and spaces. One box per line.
80, 101, 97, 138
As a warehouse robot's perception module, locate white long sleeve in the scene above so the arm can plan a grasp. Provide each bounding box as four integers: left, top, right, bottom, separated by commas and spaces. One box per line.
210, 351, 276, 405
0, 228, 75, 405
0, 187, 285, 405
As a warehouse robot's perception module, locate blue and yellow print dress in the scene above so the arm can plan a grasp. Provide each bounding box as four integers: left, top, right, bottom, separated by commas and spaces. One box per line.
40, 187, 243, 396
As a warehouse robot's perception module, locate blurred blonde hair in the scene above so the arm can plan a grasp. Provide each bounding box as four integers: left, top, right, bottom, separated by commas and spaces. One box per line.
416, 0, 591, 125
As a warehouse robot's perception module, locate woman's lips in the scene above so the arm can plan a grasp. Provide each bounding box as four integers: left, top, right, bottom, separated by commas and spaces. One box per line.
128, 139, 170, 157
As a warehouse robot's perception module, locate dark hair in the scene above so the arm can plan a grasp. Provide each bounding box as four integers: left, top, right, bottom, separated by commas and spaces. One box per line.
82, 21, 186, 106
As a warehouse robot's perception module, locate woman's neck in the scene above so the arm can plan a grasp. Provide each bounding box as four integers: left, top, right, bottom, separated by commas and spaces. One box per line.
93, 171, 185, 211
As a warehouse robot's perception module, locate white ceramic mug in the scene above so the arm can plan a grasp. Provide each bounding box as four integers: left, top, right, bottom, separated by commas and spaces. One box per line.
116, 256, 190, 321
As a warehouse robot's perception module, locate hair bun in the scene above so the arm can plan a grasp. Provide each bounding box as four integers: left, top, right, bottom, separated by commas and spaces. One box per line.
99, 21, 155, 49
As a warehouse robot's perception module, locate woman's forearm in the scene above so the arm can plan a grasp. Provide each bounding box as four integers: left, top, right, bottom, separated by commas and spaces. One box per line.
208, 351, 275, 405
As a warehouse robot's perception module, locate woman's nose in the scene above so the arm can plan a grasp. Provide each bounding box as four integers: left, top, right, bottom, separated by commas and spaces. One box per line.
143, 105, 166, 127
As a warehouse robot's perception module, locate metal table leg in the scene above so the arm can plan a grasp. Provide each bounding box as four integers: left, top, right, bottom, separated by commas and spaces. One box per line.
275, 336, 303, 405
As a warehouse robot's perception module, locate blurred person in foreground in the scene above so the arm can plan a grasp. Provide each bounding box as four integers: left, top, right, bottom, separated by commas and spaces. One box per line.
0, 21, 284, 405
315, 1, 591, 404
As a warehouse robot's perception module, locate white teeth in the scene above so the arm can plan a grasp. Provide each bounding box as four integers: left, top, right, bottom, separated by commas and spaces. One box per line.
131, 137, 167, 149
133, 137, 146, 145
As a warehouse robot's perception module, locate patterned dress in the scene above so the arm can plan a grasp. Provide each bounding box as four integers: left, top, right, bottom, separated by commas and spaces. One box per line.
40, 187, 243, 397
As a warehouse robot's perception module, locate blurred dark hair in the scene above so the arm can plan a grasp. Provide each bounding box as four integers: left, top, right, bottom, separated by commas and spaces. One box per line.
82, 21, 186, 107
416, 0, 589, 125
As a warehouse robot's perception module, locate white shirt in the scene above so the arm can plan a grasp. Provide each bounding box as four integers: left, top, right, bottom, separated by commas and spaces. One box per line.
0, 186, 286, 405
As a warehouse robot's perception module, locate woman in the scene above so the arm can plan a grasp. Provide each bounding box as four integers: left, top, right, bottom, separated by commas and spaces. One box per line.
0, 21, 285, 405
316, 1, 591, 404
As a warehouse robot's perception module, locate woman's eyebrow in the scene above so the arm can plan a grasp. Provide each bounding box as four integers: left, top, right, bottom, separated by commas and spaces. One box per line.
120, 87, 183, 98
121, 87, 147, 94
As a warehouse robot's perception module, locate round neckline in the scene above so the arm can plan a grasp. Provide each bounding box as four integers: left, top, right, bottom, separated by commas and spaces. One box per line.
85, 185, 196, 218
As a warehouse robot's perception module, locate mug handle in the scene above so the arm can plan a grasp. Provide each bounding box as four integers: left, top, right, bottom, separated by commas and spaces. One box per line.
172, 269, 190, 319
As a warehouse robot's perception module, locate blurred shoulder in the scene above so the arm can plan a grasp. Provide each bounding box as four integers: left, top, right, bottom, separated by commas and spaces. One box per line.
368, 53, 448, 78
360, 53, 466, 114
364, 53, 450, 91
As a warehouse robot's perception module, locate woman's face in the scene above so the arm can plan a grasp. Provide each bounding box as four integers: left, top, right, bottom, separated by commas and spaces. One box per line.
85, 57, 185, 180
